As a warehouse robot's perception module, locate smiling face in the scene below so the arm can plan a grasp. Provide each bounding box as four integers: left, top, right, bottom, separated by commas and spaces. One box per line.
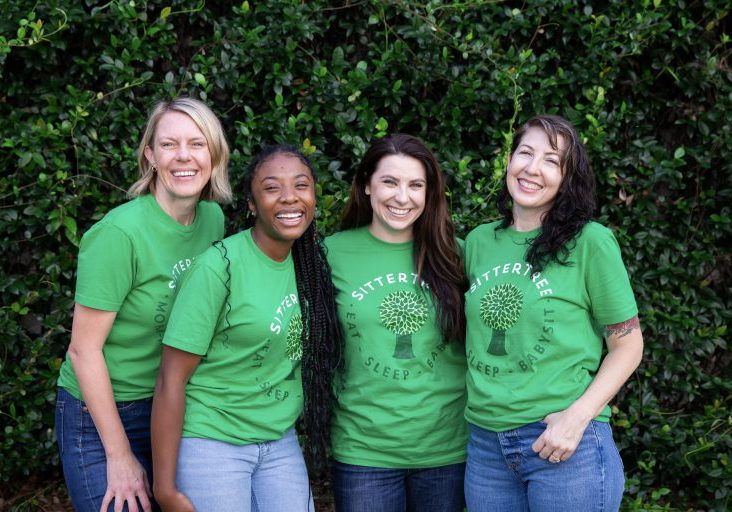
365, 154, 427, 243
249, 153, 316, 261
507, 126, 566, 230
144, 111, 212, 213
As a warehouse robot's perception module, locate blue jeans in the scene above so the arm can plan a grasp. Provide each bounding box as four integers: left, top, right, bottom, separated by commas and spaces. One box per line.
333, 460, 466, 512
55, 387, 157, 512
465, 421, 624, 512
176, 428, 314, 512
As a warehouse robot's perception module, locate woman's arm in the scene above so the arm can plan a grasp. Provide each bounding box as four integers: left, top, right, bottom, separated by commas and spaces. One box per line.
151, 346, 201, 512
531, 316, 644, 461
67, 303, 153, 512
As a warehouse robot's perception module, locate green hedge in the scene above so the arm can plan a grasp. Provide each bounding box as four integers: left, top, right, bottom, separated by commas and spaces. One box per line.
1, 1, 730, 510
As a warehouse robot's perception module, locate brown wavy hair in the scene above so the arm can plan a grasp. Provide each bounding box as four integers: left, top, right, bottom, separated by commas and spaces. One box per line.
341, 133, 467, 343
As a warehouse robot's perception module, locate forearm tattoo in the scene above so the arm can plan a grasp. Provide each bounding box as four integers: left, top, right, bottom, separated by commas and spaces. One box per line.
604, 316, 640, 339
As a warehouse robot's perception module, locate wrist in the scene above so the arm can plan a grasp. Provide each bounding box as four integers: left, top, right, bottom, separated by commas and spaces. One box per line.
568, 400, 597, 423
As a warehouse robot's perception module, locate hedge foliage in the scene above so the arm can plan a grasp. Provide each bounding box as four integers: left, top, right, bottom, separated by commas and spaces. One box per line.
1, 1, 730, 510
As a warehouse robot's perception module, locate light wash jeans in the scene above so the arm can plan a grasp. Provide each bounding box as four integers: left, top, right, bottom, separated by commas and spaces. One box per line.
465, 421, 625, 512
176, 428, 314, 512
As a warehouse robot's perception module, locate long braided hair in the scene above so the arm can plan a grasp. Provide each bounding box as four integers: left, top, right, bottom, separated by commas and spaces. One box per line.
497, 115, 597, 271
242, 144, 342, 474
341, 134, 468, 343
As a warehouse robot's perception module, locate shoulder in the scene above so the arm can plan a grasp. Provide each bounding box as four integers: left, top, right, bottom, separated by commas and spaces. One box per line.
197, 200, 224, 221
465, 220, 501, 245
197, 231, 247, 266
80, 198, 145, 242
324, 227, 365, 252
576, 221, 620, 249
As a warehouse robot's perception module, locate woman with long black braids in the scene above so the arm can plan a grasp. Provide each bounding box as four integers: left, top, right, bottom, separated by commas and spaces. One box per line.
151, 145, 341, 512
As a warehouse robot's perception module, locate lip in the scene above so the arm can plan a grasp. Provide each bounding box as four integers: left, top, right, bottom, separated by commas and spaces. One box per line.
275, 209, 307, 226
517, 178, 543, 191
387, 206, 412, 217
171, 169, 198, 178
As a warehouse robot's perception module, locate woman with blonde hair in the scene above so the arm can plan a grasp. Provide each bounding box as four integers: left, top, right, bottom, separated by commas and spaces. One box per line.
55, 97, 231, 512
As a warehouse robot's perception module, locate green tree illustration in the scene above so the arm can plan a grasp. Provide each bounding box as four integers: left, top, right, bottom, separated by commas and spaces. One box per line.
285, 313, 303, 380
379, 290, 428, 359
480, 284, 524, 356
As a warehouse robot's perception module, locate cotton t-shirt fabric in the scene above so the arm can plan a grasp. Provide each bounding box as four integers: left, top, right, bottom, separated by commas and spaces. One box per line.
326, 226, 468, 468
464, 221, 638, 432
57, 194, 224, 401
163, 229, 304, 445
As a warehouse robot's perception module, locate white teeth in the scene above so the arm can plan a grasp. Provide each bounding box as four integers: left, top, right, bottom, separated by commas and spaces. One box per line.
172, 170, 196, 177
388, 207, 410, 216
519, 179, 542, 191
276, 212, 303, 219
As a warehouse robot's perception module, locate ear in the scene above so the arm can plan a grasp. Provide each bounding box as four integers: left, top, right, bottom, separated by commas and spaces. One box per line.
247, 198, 256, 216
144, 145, 154, 167
364, 184, 370, 196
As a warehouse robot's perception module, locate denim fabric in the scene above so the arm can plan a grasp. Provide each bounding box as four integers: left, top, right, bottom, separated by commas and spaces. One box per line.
175, 428, 314, 512
465, 421, 624, 512
55, 387, 156, 512
333, 461, 466, 512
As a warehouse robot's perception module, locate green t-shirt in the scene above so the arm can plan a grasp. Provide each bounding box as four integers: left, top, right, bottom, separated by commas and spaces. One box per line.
163, 229, 304, 444
326, 227, 468, 468
464, 221, 638, 432
57, 194, 224, 401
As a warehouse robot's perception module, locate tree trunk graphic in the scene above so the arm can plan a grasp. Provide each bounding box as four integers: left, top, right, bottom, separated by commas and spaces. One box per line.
285, 313, 303, 380
480, 284, 524, 356
379, 291, 428, 360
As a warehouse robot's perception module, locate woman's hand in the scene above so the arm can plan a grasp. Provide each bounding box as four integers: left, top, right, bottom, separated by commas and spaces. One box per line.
531, 404, 593, 463
100, 450, 152, 512
155, 487, 196, 512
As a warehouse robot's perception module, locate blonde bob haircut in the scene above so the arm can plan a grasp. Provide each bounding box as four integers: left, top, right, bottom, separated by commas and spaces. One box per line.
128, 97, 232, 203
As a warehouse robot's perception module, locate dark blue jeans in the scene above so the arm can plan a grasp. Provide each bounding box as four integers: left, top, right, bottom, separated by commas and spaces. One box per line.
333, 460, 466, 512
55, 387, 157, 512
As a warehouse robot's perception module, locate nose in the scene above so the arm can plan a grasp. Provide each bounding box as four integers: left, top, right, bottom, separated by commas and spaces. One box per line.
525, 156, 540, 175
394, 185, 409, 204
280, 184, 297, 203
175, 145, 191, 160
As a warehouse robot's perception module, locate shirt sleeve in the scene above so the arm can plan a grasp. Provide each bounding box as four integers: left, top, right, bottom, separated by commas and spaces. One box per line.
583, 226, 639, 326
163, 252, 227, 356
74, 222, 135, 312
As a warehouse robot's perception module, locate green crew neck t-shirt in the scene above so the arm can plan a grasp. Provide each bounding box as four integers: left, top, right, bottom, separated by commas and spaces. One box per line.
464, 221, 638, 432
326, 227, 468, 468
57, 194, 224, 401
163, 229, 304, 444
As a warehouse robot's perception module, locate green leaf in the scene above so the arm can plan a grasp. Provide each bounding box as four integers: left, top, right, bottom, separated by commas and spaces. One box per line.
160, 7, 172, 19
194, 72, 206, 86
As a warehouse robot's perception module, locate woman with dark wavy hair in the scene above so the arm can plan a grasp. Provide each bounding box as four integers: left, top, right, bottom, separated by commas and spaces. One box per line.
327, 133, 468, 511
463, 115, 644, 511
151, 145, 341, 512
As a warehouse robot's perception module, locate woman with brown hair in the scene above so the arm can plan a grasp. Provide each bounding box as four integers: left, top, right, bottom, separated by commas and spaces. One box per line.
326, 133, 468, 511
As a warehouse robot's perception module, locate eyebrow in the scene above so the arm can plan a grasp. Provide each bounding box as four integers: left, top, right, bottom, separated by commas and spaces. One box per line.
378, 173, 426, 183
259, 173, 312, 182
517, 143, 560, 156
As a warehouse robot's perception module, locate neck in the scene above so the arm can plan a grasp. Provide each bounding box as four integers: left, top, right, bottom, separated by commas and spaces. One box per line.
251, 226, 293, 262
153, 191, 198, 226
511, 207, 543, 232
368, 224, 414, 244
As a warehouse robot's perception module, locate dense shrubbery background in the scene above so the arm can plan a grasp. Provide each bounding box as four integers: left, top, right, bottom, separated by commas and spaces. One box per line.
1, 1, 730, 510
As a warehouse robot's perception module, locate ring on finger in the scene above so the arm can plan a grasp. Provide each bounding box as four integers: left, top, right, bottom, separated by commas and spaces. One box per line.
549, 455, 561, 463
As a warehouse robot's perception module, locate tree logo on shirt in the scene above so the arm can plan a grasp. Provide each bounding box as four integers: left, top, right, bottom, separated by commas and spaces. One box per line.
480, 284, 524, 356
379, 290, 428, 359
285, 313, 303, 380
